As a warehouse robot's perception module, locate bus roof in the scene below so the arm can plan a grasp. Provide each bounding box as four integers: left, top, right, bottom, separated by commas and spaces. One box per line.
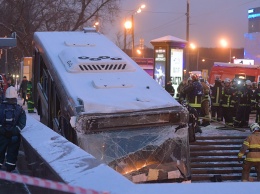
34, 30, 180, 114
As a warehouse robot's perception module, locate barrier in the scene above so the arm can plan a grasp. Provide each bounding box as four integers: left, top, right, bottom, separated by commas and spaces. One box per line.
0, 171, 108, 194
19, 115, 134, 194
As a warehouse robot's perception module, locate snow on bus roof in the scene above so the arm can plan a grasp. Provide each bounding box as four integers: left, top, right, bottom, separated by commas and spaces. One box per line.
34, 30, 180, 114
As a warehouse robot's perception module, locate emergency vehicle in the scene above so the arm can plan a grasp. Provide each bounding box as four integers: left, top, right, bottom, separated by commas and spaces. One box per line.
209, 62, 260, 85
32, 28, 190, 183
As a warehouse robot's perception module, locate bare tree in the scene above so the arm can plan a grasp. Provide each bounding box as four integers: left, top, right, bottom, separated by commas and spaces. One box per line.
0, 0, 121, 72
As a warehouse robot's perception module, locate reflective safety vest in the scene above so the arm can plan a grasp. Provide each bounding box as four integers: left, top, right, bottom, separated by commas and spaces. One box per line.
188, 95, 202, 108
238, 132, 260, 162
211, 86, 222, 106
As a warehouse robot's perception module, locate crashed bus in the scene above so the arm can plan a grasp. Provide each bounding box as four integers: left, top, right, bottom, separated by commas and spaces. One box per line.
32, 28, 190, 183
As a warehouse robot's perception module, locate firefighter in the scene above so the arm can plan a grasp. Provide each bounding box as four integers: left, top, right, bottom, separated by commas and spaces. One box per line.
234, 80, 253, 127
219, 78, 235, 127
254, 82, 260, 124
238, 123, 260, 182
182, 74, 203, 123
231, 78, 239, 122
200, 78, 211, 126
180, 100, 202, 142
26, 81, 35, 113
0, 86, 26, 172
251, 82, 257, 111
210, 77, 223, 121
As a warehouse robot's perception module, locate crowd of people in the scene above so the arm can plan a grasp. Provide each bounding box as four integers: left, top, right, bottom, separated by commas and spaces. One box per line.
176, 74, 260, 130
176, 74, 260, 182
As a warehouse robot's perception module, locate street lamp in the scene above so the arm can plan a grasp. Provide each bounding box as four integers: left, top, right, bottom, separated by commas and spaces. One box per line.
124, 20, 132, 51
124, 4, 145, 57
190, 43, 200, 71
220, 39, 231, 63
136, 49, 144, 58
93, 22, 99, 31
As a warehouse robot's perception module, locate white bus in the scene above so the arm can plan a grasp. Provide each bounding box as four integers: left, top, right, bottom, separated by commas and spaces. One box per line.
32, 28, 190, 183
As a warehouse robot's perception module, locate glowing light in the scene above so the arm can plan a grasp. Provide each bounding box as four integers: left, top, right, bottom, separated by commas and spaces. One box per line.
124, 20, 132, 29
190, 43, 196, 49
136, 49, 142, 55
220, 39, 228, 47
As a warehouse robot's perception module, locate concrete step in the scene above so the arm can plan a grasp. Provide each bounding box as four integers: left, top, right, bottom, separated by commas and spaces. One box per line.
190, 135, 248, 182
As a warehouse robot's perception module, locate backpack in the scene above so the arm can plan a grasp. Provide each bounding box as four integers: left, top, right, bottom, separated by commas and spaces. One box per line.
0, 103, 22, 137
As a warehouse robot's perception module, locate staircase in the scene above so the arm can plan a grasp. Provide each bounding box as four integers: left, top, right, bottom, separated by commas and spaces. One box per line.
190, 134, 257, 182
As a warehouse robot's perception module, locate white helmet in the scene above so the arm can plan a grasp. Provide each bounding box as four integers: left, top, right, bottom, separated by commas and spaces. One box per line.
5, 86, 18, 99
224, 78, 231, 83
250, 123, 260, 132
245, 80, 252, 86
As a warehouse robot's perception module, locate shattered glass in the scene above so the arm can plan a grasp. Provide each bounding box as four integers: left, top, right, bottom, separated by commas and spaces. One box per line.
77, 122, 190, 183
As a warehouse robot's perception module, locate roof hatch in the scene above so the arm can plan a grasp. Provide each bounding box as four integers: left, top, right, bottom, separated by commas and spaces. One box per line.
59, 46, 136, 73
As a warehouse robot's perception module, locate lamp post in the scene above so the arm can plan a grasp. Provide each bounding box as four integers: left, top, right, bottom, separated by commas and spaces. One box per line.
190, 43, 200, 71
186, 0, 190, 73
220, 39, 231, 62
125, 4, 145, 57
124, 20, 132, 52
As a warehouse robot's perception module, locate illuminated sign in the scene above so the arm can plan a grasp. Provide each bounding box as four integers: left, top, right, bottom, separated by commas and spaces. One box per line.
248, 9, 254, 14
248, 13, 260, 19
170, 49, 183, 97
234, 59, 254, 65
154, 48, 166, 87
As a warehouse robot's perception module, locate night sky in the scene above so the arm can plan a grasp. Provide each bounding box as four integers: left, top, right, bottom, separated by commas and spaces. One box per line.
105, 0, 260, 48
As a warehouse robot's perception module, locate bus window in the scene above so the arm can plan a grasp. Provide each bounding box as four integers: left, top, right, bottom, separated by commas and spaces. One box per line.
235, 74, 246, 80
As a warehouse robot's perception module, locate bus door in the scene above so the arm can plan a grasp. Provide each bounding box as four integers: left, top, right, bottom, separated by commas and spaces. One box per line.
47, 70, 54, 129
50, 83, 61, 133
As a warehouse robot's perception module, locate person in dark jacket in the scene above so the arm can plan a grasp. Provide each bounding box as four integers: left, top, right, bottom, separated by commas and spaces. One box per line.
19, 76, 28, 105
0, 86, 26, 172
238, 123, 260, 181
165, 80, 175, 97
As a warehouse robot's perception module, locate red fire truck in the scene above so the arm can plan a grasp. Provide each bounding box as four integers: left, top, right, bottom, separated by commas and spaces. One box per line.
209, 62, 260, 85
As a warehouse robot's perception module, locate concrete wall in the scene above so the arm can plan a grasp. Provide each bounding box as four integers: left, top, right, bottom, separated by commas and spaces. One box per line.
18, 115, 260, 194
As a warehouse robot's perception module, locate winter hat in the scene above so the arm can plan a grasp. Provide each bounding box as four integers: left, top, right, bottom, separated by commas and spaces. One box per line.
5, 86, 18, 98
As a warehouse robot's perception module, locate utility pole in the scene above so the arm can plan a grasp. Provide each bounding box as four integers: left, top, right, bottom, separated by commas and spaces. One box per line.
131, 14, 135, 57
186, 0, 190, 75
